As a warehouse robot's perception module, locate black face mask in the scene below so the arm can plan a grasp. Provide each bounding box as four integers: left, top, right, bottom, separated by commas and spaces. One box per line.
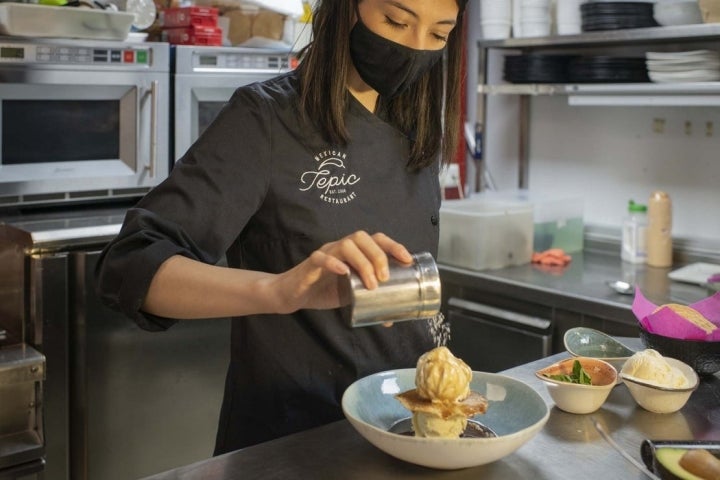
349, 18, 446, 99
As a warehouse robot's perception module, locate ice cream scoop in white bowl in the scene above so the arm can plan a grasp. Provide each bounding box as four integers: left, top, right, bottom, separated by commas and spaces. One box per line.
620, 351, 699, 414
342, 369, 549, 470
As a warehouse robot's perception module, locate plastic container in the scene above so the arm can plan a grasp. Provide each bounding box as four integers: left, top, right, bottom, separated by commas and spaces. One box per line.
469, 190, 584, 253
0, 3, 134, 40
621, 200, 648, 264
438, 198, 534, 270
646, 191, 673, 268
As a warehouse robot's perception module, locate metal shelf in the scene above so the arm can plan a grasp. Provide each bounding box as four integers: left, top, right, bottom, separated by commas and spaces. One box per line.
473, 23, 720, 188
477, 23, 720, 49
479, 82, 720, 95
479, 82, 720, 106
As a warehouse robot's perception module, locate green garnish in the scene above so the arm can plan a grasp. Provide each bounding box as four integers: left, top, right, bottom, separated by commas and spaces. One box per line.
544, 360, 593, 385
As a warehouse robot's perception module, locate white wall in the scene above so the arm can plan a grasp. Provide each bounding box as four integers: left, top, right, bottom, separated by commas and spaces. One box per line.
482, 93, 720, 250
465, 16, 720, 254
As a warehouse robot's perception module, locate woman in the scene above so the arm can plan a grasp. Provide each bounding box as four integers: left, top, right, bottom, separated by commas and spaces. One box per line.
96, 0, 467, 454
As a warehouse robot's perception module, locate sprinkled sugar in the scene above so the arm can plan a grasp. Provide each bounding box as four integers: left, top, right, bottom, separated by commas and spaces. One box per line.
427, 311, 451, 347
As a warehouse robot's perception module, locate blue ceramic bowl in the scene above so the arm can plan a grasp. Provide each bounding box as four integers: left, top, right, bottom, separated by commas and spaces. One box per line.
342, 369, 549, 470
564, 327, 635, 378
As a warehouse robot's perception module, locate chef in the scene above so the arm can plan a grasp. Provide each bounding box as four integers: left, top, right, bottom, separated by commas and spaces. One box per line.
95, 0, 468, 454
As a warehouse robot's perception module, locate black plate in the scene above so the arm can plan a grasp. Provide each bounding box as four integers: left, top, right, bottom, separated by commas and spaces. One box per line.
641, 440, 720, 478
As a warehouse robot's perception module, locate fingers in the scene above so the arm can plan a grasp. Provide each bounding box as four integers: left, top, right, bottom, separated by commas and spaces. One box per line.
308, 250, 350, 276
280, 232, 413, 313
331, 232, 384, 289
370, 233, 413, 265
333, 231, 412, 288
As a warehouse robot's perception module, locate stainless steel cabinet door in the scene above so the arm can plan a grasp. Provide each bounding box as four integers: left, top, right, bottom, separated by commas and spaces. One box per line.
69, 251, 231, 480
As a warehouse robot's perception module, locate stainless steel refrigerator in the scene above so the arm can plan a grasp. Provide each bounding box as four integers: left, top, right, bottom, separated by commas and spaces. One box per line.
0, 207, 230, 480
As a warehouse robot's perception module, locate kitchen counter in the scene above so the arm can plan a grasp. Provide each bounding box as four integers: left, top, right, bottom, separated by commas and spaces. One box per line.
142, 338, 720, 480
439, 250, 712, 325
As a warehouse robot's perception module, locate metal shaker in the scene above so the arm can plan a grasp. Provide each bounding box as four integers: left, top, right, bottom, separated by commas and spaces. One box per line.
339, 251, 441, 327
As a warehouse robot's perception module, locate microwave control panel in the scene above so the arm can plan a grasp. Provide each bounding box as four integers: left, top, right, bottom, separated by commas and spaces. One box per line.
193, 51, 296, 73
0, 43, 151, 67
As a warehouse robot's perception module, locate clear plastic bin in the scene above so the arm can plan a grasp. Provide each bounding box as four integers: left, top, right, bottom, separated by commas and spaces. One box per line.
0, 3, 134, 40
438, 198, 534, 270
472, 189, 585, 253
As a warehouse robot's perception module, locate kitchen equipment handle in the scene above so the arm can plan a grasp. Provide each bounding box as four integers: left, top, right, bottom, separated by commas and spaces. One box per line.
146, 80, 158, 178
448, 297, 552, 330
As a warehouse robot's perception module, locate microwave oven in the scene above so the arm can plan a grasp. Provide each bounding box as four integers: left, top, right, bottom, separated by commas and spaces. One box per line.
172, 45, 293, 162
0, 37, 170, 208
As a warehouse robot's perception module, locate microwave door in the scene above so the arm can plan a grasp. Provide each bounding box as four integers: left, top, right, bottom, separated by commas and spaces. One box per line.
174, 82, 235, 162
173, 71, 282, 163
0, 84, 137, 183
0, 73, 169, 206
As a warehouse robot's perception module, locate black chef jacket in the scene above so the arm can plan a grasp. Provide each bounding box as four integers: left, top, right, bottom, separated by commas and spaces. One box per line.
95, 70, 442, 453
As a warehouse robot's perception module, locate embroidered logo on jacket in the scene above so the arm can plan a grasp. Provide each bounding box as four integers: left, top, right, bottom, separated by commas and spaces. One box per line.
299, 149, 360, 205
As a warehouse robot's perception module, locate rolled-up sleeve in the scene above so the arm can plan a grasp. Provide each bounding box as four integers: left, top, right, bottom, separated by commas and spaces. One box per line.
95, 85, 273, 331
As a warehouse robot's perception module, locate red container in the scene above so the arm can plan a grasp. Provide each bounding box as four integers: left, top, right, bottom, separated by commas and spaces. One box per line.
161, 6, 218, 28
162, 25, 222, 46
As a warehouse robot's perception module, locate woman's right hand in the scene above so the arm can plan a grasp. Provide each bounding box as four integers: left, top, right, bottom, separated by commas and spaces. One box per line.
271, 230, 413, 313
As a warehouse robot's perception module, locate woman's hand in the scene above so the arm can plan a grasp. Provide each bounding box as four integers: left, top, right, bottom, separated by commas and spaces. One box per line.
272, 231, 412, 313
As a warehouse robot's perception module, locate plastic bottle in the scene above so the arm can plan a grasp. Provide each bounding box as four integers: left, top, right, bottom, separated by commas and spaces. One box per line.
646, 191, 673, 268
621, 200, 647, 264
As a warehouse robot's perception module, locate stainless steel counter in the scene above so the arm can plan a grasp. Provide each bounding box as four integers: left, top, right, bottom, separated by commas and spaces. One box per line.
141, 338, 720, 480
440, 251, 711, 325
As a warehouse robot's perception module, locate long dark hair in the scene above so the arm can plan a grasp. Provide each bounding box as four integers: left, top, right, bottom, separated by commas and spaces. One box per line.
297, 0, 467, 170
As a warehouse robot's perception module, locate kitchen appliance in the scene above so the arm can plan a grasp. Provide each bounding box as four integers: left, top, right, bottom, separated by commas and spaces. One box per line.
172, 45, 293, 161
0, 207, 230, 480
0, 340, 45, 479
340, 252, 441, 327
0, 37, 170, 208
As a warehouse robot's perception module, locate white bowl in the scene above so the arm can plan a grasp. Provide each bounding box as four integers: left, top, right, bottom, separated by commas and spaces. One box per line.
342, 369, 549, 470
535, 357, 617, 414
621, 357, 699, 414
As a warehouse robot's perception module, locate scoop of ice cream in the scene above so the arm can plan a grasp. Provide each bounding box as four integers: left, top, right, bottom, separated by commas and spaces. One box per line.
415, 346, 472, 403
621, 349, 689, 388
412, 411, 468, 438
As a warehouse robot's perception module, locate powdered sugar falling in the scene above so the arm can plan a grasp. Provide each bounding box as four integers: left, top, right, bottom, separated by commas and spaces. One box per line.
427, 311, 450, 347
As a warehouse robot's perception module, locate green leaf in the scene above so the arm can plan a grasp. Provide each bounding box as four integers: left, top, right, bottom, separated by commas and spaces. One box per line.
544, 360, 593, 385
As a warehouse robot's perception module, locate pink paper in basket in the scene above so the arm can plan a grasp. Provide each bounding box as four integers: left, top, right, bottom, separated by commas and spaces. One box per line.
632, 289, 720, 341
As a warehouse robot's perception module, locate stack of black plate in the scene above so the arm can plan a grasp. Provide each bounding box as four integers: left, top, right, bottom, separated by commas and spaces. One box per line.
581, 2, 658, 31
567, 56, 650, 83
503, 54, 577, 83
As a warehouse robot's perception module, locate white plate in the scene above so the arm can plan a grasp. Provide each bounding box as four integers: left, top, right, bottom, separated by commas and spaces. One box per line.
646, 50, 720, 61
647, 64, 720, 73
647, 58, 720, 67
649, 71, 720, 82
668, 262, 720, 285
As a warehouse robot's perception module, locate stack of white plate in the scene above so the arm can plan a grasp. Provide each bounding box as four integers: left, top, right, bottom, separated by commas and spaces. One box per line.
646, 50, 720, 82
